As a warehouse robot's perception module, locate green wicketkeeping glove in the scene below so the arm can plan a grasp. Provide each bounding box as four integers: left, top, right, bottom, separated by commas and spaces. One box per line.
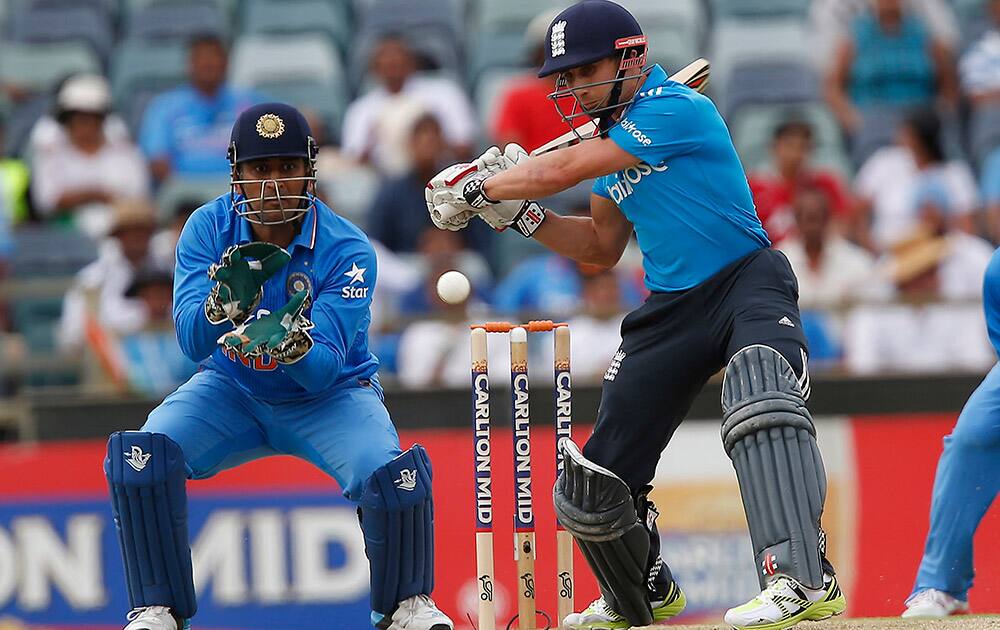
205, 242, 291, 325
218, 289, 315, 364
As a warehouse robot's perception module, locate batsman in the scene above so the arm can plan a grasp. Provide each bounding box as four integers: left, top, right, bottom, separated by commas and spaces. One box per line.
104, 103, 453, 630
425, 1, 846, 628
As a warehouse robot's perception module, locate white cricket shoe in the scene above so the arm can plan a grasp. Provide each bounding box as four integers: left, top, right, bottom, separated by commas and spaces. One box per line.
123, 606, 189, 630
902, 589, 969, 618
562, 583, 686, 629
376, 594, 453, 630
725, 573, 846, 630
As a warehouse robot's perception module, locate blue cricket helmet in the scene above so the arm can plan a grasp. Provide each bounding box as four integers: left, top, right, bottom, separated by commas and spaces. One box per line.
228, 102, 318, 225
537, 1, 649, 137
538, 0, 645, 79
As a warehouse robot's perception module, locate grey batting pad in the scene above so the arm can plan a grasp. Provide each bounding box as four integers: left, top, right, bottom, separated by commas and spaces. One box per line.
553, 439, 654, 627
722, 345, 827, 590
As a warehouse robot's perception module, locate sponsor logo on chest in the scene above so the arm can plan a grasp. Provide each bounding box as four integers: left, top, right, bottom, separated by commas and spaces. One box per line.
605, 162, 668, 204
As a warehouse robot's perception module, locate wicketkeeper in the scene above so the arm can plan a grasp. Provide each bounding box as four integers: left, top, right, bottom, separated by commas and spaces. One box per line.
425, 2, 845, 629
105, 102, 453, 630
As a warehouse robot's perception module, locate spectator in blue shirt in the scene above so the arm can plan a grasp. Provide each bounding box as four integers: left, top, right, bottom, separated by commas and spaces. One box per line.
139, 34, 263, 182
983, 146, 1000, 241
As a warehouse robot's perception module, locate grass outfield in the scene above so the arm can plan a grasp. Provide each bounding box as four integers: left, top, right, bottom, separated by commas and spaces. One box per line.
638, 617, 1000, 629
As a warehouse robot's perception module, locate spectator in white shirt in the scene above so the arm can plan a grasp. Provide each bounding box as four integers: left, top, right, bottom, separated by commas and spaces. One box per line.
853, 108, 979, 252
959, 0, 1000, 106
779, 187, 879, 309
844, 192, 995, 374
57, 199, 169, 354
31, 74, 150, 239
340, 35, 476, 174
565, 268, 628, 384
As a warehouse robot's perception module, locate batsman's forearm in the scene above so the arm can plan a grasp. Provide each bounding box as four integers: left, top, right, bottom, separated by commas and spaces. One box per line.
532, 213, 620, 268
483, 151, 579, 200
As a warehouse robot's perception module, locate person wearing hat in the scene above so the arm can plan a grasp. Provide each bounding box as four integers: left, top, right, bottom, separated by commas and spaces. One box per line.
106, 102, 453, 630
31, 74, 150, 239
56, 199, 164, 354
426, 1, 845, 628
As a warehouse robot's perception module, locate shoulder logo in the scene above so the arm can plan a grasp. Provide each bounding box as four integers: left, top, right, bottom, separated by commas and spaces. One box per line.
124, 446, 151, 472
395, 468, 418, 491
342, 262, 369, 299
550, 21, 567, 57
343, 262, 366, 284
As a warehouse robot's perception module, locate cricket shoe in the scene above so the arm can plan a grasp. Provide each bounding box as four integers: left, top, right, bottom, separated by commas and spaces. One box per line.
562, 582, 686, 629
374, 594, 453, 630
123, 606, 190, 630
901, 589, 969, 618
725, 573, 846, 630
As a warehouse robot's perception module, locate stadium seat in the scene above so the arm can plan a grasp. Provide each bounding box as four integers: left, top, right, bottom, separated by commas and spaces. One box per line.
110, 40, 188, 125
471, 0, 551, 37
6, 5, 114, 65
709, 0, 810, 20
466, 32, 527, 85
474, 67, 523, 130
710, 19, 809, 103
0, 41, 101, 94
125, 1, 228, 41
851, 105, 906, 167
2, 94, 50, 159
10, 225, 98, 278
239, 0, 352, 54
155, 177, 229, 222
230, 34, 345, 88
318, 161, 380, 228
968, 105, 1000, 168
358, 0, 462, 35
730, 102, 851, 177
253, 80, 349, 141
723, 61, 820, 117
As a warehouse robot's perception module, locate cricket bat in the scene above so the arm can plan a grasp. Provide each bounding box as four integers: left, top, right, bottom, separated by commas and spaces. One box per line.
530, 57, 711, 156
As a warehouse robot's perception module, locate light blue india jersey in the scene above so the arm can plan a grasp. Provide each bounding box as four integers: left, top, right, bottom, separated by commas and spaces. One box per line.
172, 195, 380, 400
593, 64, 769, 292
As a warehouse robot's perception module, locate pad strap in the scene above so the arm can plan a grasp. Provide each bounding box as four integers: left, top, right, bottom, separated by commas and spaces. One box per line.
554, 439, 654, 626
105, 432, 196, 618
359, 445, 435, 616
722, 345, 827, 589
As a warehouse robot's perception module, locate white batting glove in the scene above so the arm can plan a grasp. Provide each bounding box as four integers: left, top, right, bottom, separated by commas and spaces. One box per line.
475, 144, 547, 237
425, 162, 481, 230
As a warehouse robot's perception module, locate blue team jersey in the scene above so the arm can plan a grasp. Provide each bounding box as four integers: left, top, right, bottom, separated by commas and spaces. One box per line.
983, 247, 1000, 358
593, 64, 769, 292
173, 194, 380, 400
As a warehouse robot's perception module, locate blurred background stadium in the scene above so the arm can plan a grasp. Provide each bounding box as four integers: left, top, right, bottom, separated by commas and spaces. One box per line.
0, 0, 999, 628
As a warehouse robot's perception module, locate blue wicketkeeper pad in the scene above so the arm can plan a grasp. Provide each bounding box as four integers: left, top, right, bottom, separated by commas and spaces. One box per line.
359, 444, 434, 616
105, 431, 197, 618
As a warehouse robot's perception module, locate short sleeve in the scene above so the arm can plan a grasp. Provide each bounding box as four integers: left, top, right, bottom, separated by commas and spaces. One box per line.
606, 92, 704, 166
139, 95, 173, 159
982, 149, 1000, 205
591, 177, 611, 200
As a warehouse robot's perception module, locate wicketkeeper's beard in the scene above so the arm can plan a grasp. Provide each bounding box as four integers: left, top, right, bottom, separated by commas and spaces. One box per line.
233, 178, 316, 225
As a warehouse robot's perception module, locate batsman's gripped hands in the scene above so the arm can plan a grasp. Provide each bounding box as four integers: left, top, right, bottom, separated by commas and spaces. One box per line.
218, 288, 315, 364
205, 242, 291, 325
425, 144, 542, 235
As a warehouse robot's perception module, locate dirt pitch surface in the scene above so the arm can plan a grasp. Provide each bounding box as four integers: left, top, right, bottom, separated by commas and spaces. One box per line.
634, 617, 1000, 629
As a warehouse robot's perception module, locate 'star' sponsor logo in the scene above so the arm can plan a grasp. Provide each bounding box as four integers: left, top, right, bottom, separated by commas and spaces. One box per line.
341, 262, 369, 299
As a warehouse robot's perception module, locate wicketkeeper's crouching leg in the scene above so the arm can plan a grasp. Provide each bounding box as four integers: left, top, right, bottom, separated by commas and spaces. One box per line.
105, 431, 195, 630
359, 445, 452, 630
721, 345, 845, 629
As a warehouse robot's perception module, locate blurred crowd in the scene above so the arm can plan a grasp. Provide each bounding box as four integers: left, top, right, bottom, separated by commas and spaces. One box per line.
0, 0, 998, 397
